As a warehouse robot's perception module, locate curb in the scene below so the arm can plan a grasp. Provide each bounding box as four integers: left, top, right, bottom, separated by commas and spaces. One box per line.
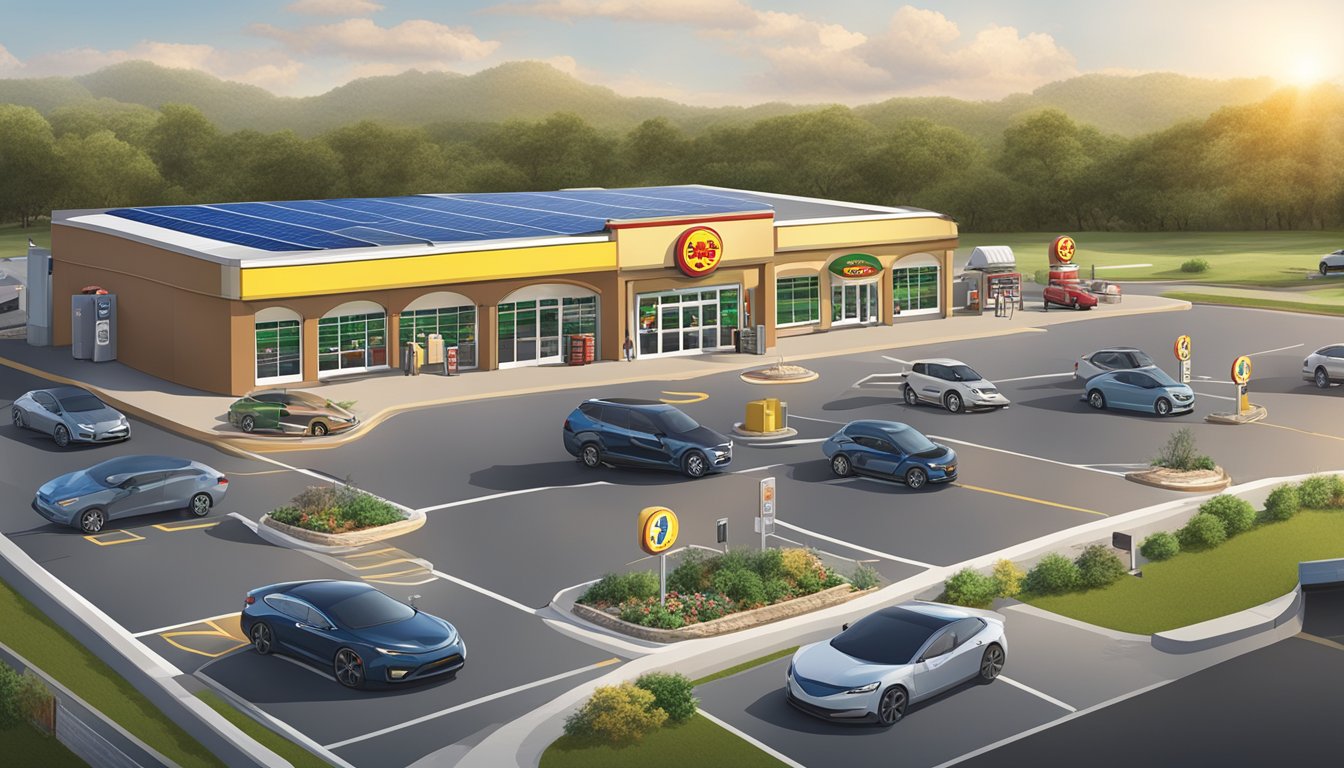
1205, 405, 1268, 424
1151, 585, 1303, 654
256, 509, 427, 552
731, 425, 797, 440
1125, 466, 1232, 492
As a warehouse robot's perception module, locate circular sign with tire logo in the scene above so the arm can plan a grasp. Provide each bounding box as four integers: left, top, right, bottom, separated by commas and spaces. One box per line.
1051, 235, 1076, 264
638, 506, 680, 556
675, 227, 724, 278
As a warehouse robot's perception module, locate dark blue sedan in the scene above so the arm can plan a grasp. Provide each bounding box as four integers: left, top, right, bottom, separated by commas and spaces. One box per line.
241, 581, 465, 689
822, 420, 957, 489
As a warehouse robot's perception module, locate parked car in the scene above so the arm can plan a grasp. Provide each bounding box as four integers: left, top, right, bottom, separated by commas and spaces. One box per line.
1302, 344, 1344, 389
822, 420, 956, 489
241, 580, 465, 689
12, 386, 130, 447
564, 398, 732, 478
1074, 347, 1157, 381
1320, 249, 1344, 275
1043, 280, 1098, 310
902, 359, 1010, 413
786, 601, 1007, 726
1083, 366, 1195, 416
227, 389, 357, 436
32, 455, 228, 534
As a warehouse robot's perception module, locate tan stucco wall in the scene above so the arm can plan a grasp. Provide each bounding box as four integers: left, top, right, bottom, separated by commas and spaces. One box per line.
613, 216, 774, 271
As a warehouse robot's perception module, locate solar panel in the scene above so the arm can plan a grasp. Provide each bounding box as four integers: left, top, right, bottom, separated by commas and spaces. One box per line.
105, 186, 776, 253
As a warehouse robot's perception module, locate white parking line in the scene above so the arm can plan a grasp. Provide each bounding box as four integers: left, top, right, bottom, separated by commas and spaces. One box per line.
774, 520, 935, 569
1194, 392, 1237, 401
925, 435, 1126, 477
699, 710, 808, 768
416, 481, 611, 513
430, 570, 538, 615
731, 463, 790, 474
1249, 343, 1303, 356
993, 372, 1074, 383
998, 675, 1076, 712
323, 657, 621, 750
788, 414, 846, 425
132, 612, 240, 638
853, 372, 907, 388
274, 654, 337, 683
749, 438, 830, 447
882, 355, 911, 365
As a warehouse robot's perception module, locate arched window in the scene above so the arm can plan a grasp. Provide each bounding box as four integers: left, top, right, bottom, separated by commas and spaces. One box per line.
497, 284, 599, 368
318, 300, 387, 375
255, 307, 302, 385
891, 253, 940, 316
400, 291, 478, 369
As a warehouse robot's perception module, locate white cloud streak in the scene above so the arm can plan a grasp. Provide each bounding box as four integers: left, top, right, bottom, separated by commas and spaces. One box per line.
251, 18, 500, 61
285, 0, 385, 16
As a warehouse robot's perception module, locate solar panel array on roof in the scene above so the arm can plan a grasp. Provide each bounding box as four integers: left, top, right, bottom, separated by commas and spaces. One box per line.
105, 187, 776, 253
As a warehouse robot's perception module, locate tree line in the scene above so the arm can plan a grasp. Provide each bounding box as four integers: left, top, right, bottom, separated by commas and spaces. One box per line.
1, 85, 1342, 233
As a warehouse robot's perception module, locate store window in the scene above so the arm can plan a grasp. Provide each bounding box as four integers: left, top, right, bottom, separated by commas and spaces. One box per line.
318, 301, 387, 375
399, 294, 478, 369
891, 263, 940, 316
255, 307, 301, 385
776, 275, 820, 327
635, 285, 738, 358
498, 285, 599, 368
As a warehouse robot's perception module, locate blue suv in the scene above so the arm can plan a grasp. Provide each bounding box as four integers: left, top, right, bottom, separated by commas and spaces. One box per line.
563, 398, 732, 478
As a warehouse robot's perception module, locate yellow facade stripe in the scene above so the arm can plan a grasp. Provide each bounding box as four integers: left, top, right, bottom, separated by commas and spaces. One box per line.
954, 483, 1107, 517
85, 529, 146, 546
153, 520, 220, 532
240, 242, 617, 300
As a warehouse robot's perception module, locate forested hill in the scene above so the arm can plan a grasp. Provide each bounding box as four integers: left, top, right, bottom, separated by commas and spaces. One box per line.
0, 60, 1279, 139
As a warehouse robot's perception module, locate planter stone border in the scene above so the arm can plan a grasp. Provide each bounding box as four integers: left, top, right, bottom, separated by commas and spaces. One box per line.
258, 509, 425, 551
572, 584, 874, 643
1205, 404, 1267, 425
1126, 465, 1231, 492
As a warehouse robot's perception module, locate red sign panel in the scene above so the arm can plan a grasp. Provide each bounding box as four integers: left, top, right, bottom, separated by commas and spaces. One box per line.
675, 227, 724, 278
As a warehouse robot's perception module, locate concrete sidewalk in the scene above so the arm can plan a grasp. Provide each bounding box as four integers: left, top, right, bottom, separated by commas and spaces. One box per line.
0, 295, 1186, 452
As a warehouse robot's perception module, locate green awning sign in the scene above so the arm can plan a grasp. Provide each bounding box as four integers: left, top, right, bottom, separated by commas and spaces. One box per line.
828, 254, 883, 279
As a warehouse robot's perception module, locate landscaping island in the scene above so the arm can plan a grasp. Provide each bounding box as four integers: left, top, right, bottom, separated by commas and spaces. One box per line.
260, 484, 423, 546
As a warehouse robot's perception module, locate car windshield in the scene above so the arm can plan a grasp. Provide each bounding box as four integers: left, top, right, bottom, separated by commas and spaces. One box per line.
828, 608, 944, 665
290, 392, 329, 408
885, 428, 937, 454
947, 365, 982, 382
1145, 368, 1179, 387
325, 590, 415, 629
655, 409, 700, 434
58, 394, 104, 412
1130, 351, 1155, 367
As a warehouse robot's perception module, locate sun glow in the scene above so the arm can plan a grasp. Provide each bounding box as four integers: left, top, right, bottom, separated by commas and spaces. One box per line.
1288, 55, 1325, 86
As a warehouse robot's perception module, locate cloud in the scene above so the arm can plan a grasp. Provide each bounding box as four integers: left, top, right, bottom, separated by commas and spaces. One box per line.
285, 0, 384, 15
13, 42, 308, 92
252, 18, 499, 61
0, 44, 22, 75
484, 0, 758, 27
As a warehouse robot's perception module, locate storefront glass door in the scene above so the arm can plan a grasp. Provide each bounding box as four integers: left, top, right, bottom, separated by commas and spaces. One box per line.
635, 285, 738, 358
830, 281, 878, 326
499, 295, 598, 368
318, 311, 387, 375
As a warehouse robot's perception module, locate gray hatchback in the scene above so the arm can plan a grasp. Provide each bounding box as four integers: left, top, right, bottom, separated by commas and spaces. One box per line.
32, 455, 229, 534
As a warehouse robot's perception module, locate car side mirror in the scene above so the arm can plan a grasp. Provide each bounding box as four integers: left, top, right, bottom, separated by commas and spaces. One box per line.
279, 409, 290, 417
842, 623, 850, 631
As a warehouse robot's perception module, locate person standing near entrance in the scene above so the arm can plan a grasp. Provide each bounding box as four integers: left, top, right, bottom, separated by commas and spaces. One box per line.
623, 332, 634, 362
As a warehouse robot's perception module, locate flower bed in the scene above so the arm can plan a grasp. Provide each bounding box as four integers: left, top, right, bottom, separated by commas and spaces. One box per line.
268, 485, 403, 533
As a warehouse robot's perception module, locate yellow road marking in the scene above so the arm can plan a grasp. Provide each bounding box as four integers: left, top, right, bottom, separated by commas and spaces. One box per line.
1296, 632, 1344, 653
953, 483, 1107, 517
344, 557, 421, 571
84, 529, 145, 546
360, 566, 430, 580
225, 469, 291, 476
160, 615, 249, 658
343, 547, 396, 559
364, 576, 439, 586
660, 391, 709, 404
595, 657, 620, 668
1253, 421, 1344, 443
153, 520, 220, 532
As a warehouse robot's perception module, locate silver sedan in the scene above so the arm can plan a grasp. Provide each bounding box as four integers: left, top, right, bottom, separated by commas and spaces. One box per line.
12, 386, 130, 447
1321, 249, 1344, 276
32, 455, 229, 534
1303, 344, 1344, 389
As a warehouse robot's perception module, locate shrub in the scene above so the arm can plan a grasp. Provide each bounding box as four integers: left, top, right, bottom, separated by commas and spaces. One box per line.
749, 548, 786, 581
1023, 553, 1080, 595
944, 567, 1000, 607
1151, 428, 1214, 471
677, 592, 733, 623
780, 548, 820, 582
1180, 258, 1210, 273
1264, 483, 1301, 521
1296, 475, 1338, 509
762, 577, 792, 603
1140, 531, 1180, 561
713, 548, 754, 577
563, 683, 667, 743
712, 568, 766, 608
667, 550, 710, 595
268, 484, 401, 532
1177, 513, 1227, 550
849, 564, 880, 591
643, 603, 684, 629
1199, 494, 1256, 535
635, 672, 697, 723
0, 662, 21, 730
1075, 544, 1126, 589
992, 559, 1025, 598
582, 571, 658, 606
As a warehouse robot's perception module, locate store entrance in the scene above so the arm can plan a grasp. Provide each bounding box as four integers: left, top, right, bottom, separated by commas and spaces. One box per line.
831, 281, 878, 325
498, 293, 598, 368
636, 285, 739, 358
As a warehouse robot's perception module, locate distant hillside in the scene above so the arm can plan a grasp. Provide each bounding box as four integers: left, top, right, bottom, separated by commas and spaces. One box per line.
0, 60, 1284, 139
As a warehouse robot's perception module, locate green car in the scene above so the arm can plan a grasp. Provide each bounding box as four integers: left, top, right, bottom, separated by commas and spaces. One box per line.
227, 390, 357, 436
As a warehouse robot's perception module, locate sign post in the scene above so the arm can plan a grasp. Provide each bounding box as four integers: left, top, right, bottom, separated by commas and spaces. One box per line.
758, 477, 776, 551
1174, 335, 1192, 384
716, 518, 728, 551
638, 506, 679, 605
1231, 355, 1252, 415
1113, 532, 1135, 573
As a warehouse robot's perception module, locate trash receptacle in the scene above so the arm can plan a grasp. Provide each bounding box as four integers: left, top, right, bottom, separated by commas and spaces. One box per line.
567, 334, 588, 366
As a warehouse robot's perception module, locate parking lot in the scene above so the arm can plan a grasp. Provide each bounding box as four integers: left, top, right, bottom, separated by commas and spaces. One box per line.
3, 302, 1344, 766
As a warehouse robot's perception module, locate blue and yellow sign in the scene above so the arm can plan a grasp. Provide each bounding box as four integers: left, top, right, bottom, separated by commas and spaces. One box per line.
638, 506, 679, 556
1231, 355, 1252, 385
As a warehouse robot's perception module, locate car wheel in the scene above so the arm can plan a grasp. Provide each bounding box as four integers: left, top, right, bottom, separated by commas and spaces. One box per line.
944, 391, 963, 413
1071, 297, 1081, 310
334, 648, 365, 689
189, 493, 212, 517
683, 451, 709, 479
79, 508, 105, 534
53, 424, 70, 448
1155, 398, 1172, 416
831, 453, 853, 477
1088, 389, 1107, 410
903, 385, 919, 407
11, 408, 22, 429
877, 685, 908, 726
310, 421, 328, 437
250, 622, 273, 656
1323, 263, 1330, 276
1317, 367, 1331, 389
979, 644, 1006, 681
580, 442, 602, 468
905, 467, 928, 489
240, 414, 256, 433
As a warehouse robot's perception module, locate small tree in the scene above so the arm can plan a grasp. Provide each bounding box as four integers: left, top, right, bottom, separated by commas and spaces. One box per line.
1140, 531, 1180, 561
635, 672, 697, 723
1264, 483, 1301, 521
1074, 544, 1126, 589
1152, 428, 1214, 471
992, 559, 1025, 598
1023, 553, 1080, 595
943, 567, 1000, 607
1177, 513, 1227, 550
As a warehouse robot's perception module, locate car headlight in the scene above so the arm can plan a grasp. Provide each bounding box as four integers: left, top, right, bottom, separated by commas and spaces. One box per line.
77, 423, 95, 431
969, 388, 981, 395
120, 416, 129, 424
845, 682, 880, 695
375, 647, 413, 656
56, 497, 80, 507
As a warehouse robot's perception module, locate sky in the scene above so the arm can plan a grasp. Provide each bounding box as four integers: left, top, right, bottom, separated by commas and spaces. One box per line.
1, 0, 1342, 105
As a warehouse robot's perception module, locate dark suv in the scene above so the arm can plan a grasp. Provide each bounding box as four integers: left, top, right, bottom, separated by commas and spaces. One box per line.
563, 398, 732, 478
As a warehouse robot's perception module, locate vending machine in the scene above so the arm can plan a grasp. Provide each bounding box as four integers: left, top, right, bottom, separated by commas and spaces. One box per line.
71, 293, 117, 361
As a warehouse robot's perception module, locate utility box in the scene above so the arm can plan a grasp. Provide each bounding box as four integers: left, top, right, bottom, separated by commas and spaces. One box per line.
92, 293, 117, 361
71, 294, 95, 360
745, 398, 787, 432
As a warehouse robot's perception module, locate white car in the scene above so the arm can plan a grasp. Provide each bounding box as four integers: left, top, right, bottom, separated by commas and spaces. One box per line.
1320, 249, 1344, 276
786, 602, 1007, 726
1074, 347, 1157, 382
902, 358, 1010, 413
1303, 344, 1344, 389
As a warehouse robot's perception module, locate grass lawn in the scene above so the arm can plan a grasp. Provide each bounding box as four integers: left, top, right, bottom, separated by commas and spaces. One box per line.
0, 577, 224, 768
196, 691, 326, 768
0, 222, 50, 259
0, 723, 86, 767
958, 231, 1343, 287
541, 713, 786, 768
1162, 291, 1344, 317
692, 646, 798, 687
1025, 510, 1344, 635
